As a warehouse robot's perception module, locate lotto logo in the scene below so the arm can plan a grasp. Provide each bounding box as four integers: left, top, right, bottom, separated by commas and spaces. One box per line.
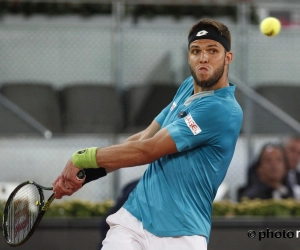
196, 30, 208, 37
184, 114, 201, 135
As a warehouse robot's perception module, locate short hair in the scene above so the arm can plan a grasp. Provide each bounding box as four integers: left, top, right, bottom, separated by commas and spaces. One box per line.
188, 18, 231, 51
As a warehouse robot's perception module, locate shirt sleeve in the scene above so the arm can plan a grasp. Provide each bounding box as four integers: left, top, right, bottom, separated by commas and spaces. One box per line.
154, 102, 172, 126
165, 98, 231, 152
154, 77, 193, 127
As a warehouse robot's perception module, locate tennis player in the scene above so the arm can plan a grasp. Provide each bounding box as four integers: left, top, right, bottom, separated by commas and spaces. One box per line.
53, 18, 243, 250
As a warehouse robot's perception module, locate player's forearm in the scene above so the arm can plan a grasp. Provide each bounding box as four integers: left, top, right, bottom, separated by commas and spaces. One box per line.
97, 128, 178, 170
124, 121, 161, 143
71, 126, 177, 172
123, 131, 143, 142
96, 140, 155, 170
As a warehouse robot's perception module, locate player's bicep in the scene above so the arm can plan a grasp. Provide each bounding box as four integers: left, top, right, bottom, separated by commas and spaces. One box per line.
147, 127, 178, 160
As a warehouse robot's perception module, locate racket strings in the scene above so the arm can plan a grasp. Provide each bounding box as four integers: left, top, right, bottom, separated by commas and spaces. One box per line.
5, 184, 41, 244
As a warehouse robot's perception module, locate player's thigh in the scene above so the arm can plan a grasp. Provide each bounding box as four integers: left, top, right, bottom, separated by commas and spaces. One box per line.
147, 233, 207, 250
102, 225, 145, 250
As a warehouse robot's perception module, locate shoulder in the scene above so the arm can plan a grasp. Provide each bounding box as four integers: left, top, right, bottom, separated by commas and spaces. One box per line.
177, 76, 193, 93
203, 87, 243, 120
191, 95, 232, 118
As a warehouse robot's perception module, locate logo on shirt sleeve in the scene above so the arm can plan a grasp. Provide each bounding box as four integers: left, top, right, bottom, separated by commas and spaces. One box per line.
170, 102, 177, 111
184, 114, 202, 135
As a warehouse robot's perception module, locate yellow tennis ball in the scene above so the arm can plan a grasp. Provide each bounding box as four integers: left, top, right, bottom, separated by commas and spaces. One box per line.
260, 17, 281, 37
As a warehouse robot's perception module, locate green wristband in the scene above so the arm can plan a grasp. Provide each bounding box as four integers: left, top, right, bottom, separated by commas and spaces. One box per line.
71, 147, 98, 169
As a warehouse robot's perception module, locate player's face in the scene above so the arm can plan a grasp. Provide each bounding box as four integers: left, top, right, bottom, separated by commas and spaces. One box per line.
188, 39, 232, 90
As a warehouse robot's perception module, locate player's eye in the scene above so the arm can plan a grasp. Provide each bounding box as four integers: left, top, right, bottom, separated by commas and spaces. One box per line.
191, 49, 199, 54
209, 49, 218, 54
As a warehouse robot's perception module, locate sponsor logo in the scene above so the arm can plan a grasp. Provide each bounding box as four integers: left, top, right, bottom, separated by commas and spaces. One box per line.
184, 114, 201, 135
170, 102, 177, 111
77, 149, 86, 154
14, 199, 30, 238
196, 30, 208, 37
178, 111, 187, 118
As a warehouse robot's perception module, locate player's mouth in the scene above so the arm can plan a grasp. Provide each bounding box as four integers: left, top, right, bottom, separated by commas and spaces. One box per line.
198, 66, 209, 74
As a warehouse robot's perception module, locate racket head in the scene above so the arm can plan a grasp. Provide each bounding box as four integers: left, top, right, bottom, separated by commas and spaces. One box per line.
2, 181, 48, 246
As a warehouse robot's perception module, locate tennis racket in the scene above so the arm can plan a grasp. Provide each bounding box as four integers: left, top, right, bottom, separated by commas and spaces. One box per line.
2, 170, 85, 247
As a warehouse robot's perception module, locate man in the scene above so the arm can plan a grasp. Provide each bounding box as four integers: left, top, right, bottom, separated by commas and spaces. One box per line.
284, 136, 300, 199
53, 18, 243, 250
240, 143, 293, 200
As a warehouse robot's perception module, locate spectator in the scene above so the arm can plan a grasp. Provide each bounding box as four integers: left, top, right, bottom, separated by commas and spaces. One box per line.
284, 136, 300, 199
239, 143, 293, 200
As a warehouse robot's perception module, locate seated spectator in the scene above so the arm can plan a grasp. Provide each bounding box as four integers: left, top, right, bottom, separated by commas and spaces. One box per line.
239, 143, 293, 201
284, 136, 300, 199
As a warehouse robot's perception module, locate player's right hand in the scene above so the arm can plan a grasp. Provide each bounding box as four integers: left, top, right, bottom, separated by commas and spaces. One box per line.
52, 159, 85, 199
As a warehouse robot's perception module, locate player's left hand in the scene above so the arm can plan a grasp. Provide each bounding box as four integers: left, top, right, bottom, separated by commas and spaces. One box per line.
52, 159, 85, 199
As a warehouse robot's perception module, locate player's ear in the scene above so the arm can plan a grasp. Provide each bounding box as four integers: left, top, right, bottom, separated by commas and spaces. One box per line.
225, 51, 233, 65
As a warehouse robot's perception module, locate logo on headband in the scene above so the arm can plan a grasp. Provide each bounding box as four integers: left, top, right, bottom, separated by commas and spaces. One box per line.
196, 30, 208, 37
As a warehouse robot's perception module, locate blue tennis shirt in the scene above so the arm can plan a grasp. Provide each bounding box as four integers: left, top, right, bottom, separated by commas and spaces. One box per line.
123, 76, 243, 241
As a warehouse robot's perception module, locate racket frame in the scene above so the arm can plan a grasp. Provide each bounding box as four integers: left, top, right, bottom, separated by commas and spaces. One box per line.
2, 181, 54, 247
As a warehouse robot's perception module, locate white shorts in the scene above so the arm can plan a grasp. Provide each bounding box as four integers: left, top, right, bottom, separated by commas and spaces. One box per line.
101, 207, 207, 250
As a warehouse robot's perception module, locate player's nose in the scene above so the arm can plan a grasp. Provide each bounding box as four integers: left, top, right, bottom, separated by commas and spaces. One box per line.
199, 51, 208, 63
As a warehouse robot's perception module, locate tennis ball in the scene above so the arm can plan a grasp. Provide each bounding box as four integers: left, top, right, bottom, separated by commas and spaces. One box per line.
260, 17, 281, 37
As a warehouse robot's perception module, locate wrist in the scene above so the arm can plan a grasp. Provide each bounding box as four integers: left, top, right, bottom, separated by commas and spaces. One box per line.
71, 147, 98, 169
76, 169, 86, 180
82, 168, 107, 185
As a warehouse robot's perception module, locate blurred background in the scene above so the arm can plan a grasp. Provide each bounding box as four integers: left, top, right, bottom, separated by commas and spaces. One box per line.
1, 0, 300, 249
0, 0, 299, 204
